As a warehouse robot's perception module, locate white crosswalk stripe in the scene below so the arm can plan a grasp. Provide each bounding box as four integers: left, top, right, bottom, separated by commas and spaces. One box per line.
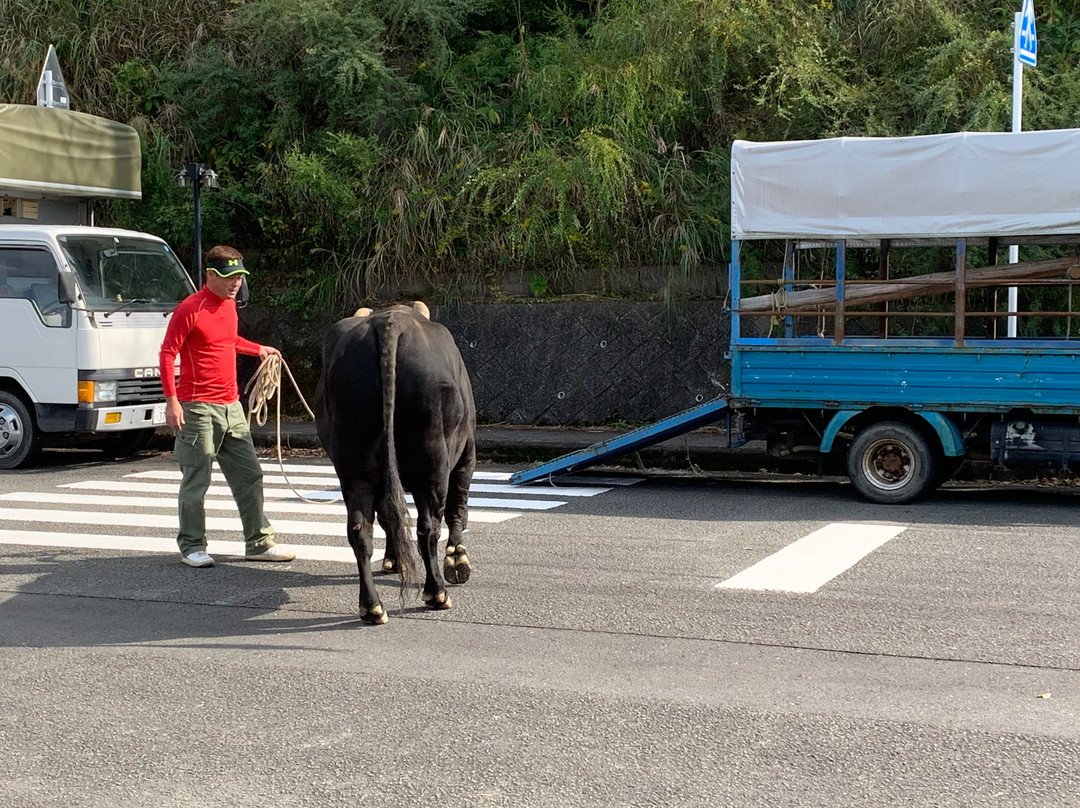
59, 480, 565, 510
0, 529, 369, 563
0, 460, 638, 560
244, 461, 513, 482
125, 469, 612, 497
0, 491, 520, 522
716, 523, 907, 594
0, 506, 368, 538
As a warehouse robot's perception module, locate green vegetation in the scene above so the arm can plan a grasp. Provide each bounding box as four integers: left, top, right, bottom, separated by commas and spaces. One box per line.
3, 0, 1080, 313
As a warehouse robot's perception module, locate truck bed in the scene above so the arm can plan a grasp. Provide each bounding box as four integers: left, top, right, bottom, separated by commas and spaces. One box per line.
731, 340, 1080, 415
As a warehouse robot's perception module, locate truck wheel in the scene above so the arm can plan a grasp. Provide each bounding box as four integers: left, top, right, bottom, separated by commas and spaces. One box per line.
847, 421, 937, 504
99, 428, 157, 459
0, 391, 43, 470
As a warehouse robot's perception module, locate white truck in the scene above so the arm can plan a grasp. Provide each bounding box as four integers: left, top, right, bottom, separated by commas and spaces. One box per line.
0, 103, 196, 468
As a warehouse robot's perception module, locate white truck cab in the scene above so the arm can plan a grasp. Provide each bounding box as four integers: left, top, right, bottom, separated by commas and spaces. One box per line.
0, 104, 195, 468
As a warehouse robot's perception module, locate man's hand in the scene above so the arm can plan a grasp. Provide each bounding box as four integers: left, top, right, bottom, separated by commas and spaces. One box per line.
165, 396, 184, 430
258, 345, 281, 360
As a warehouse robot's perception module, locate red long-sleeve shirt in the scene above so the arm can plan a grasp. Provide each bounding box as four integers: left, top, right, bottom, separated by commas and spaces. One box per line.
159, 286, 261, 403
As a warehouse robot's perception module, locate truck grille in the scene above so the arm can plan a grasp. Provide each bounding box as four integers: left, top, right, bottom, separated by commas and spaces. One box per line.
117, 378, 167, 404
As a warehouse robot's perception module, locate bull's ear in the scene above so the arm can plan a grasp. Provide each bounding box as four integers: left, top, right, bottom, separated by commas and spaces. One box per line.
412, 301, 430, 319
354, 307, 373, 318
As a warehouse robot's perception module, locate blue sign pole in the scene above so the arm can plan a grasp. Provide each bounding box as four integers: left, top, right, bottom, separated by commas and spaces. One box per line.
1008, 1, 1037, 337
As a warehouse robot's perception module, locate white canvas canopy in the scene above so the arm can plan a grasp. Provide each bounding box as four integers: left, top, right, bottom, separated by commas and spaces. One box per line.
730, 129, 1080, 241
0, 104, 140, 199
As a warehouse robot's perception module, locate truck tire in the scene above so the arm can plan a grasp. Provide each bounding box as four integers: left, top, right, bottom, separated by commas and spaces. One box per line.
0, 391, 43, 470
847, 421, 937, 504
99, 427, 157, 459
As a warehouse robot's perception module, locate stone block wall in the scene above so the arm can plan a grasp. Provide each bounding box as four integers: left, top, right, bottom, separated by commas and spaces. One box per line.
438, 301, 731, 425
239, 299, 735, 427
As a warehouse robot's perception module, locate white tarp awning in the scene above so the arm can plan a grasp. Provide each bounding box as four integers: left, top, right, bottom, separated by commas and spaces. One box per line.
730, 129, 1080, 241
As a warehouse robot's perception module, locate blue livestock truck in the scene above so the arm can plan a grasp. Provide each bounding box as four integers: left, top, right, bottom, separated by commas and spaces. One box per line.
512, 128, 1080, 503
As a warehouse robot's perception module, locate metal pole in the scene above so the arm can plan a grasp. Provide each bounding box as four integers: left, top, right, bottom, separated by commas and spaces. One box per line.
190, 163, 203, 280
1008, 12, 1022, 338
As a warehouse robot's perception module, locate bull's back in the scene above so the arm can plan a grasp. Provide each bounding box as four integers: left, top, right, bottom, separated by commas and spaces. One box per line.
394, 322, 474, 413
316, 309, 475, 475
316, 318, 383, 467
392, 318, 475, 462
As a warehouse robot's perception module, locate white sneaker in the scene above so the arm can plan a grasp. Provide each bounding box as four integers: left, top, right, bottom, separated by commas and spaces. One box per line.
182, 550, 215, 568
245, 545, 296, 562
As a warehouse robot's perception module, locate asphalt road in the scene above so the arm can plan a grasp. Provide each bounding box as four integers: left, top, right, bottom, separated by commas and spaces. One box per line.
0, 449, 1078, 807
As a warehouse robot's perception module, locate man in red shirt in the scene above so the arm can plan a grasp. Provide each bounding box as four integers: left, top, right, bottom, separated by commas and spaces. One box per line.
159, 245, 295, 567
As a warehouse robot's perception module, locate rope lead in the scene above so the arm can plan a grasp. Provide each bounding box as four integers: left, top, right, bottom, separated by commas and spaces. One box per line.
243, 353, 339, 504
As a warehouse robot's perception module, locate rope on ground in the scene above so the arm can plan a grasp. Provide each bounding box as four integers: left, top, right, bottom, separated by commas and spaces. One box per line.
244, 353, 342, 504
683, 435, 702, 474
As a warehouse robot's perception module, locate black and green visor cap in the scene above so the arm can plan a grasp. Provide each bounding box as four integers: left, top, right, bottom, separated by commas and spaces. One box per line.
206, 258, 248, 277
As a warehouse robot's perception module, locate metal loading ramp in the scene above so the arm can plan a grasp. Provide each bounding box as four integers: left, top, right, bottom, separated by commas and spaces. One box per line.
509, 397, 733, 485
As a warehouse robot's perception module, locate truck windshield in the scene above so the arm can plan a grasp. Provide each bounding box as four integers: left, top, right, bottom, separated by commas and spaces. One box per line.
58, 234, 196, 312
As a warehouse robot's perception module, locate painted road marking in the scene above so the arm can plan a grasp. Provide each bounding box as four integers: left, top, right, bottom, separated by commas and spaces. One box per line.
244, 461, 514, 482
60, 480, 564, 510
0, 529, 370, 563
716, 522, 906, 594
0, 506, 419, 540
245, 463, 643, 488
125, 470, 609, 497
3, 460, 628, 560
0, 492, 519, 522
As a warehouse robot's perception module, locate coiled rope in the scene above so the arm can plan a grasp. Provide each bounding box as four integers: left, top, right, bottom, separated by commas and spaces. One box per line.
243, 353, 341, 504
766, 287, 789, 338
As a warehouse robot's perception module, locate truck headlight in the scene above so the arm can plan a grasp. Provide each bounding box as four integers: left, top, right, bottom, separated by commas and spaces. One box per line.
95, 381, 117, 402
77, 381, 119, 403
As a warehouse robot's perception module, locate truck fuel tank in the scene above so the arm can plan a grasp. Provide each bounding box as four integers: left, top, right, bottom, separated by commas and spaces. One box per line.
990, 420, 1080, 469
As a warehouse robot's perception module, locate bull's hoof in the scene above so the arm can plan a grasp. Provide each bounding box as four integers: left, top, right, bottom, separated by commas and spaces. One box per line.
443, 544, 471, 585
359, 604, 388, 625
422, 590, 452, 611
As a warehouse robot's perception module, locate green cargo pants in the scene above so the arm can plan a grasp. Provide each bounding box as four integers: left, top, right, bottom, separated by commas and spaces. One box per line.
173, 401, 276, 556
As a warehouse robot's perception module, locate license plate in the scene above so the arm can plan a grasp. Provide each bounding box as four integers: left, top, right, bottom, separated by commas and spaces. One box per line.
152, 402, 167, 425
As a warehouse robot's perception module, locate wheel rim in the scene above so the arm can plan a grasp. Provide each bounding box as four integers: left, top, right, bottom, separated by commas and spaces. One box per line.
0, 402, 26, 461
859, 437, 916, 491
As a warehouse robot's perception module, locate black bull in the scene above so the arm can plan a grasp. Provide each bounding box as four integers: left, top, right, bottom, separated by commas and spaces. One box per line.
315, 303, 476, 624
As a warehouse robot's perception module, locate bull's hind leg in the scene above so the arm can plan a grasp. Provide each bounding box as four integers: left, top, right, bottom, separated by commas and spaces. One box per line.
413, 485, 451, 610
377, 513, 400, 574
342, 480, 386, 624
443, 438, 475, 585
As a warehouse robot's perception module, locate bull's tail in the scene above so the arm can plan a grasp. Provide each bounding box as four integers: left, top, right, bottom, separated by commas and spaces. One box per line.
378, 313, 417, 588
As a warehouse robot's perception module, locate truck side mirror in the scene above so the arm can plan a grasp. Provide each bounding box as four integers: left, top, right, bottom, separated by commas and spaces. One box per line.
237, 276, 249, 309
58, 272, 79, 304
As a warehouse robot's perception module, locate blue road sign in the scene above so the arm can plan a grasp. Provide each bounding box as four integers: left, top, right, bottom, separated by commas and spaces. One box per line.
1018, 0, 1037, 67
